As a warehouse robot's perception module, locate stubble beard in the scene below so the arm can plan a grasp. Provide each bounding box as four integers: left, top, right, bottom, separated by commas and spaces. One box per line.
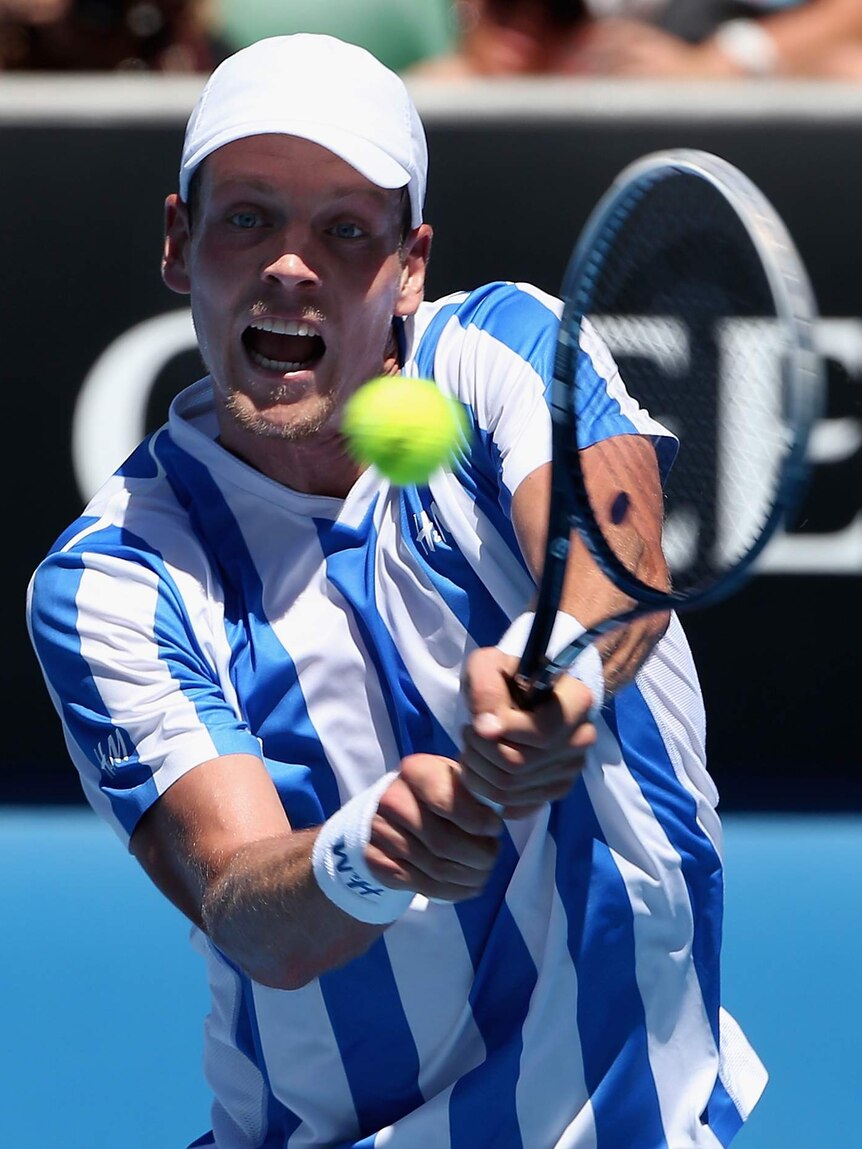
222, 386, 339, 442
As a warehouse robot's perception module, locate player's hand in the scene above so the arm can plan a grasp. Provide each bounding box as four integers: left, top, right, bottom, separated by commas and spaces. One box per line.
365, 753, 504, 902
459, 646, 597, 818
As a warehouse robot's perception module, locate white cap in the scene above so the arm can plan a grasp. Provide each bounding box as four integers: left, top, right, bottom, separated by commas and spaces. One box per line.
179, 34, 428, 228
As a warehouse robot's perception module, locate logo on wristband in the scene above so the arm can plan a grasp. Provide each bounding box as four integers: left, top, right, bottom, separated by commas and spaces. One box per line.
333, 838, 387, 898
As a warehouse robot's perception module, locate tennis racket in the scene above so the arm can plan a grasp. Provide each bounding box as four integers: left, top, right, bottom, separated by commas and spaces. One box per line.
511, 148, 823, 707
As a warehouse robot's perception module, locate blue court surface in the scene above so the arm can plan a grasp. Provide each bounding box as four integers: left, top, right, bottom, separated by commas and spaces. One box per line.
1, 807, 859, 1149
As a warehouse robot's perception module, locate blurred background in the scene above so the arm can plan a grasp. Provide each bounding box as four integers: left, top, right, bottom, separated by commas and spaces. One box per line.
2, 2, 861, 1146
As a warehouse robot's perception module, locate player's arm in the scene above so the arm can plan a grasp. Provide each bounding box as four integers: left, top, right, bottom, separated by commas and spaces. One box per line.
514, 435, 670, 696
130, 750, 501, 988
31, 541, 500, 985
459, 434, 668, 815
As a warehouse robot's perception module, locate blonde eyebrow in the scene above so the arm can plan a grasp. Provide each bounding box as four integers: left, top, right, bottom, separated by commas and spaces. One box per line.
213, 178, 391, 205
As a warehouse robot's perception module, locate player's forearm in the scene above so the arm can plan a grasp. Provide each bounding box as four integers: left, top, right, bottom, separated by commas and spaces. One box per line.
201, 830, 385, 990
567, 435, 669, 694
559, 532, 668, 696
560, 582, 670, 697
595, 611, 670, 696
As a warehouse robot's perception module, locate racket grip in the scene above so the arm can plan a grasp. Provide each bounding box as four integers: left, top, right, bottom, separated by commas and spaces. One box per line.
507, 668, 556, 711
500, 610, 588, 710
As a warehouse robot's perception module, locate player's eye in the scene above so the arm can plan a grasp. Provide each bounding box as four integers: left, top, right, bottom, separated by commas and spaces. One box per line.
329, 221, 366, 240
228, 210, 262, 229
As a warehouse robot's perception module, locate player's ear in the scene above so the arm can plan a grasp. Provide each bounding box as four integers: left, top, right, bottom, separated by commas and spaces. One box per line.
394, 224, 433, 318
162, 193, 192, 295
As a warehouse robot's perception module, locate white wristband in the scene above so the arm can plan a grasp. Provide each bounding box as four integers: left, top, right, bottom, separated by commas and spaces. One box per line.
713, 19, 778, 76
497, 610, 605, 715
497, 610, 586, 662
311, 772, 414, 925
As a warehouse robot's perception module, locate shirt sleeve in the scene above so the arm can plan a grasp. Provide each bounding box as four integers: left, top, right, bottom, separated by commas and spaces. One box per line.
27, 534, 262, 845
410, 281, 677, 502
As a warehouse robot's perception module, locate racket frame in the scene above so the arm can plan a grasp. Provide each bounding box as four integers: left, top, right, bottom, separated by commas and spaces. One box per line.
513, 149, 824, 702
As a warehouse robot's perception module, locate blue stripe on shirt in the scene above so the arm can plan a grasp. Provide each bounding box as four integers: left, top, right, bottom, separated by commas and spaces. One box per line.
117, 433, 161, 482
448, 834, 535, 1149
156, 435, 337, 824
413, 301, 463, 380
702, 1077, 745, 1146
397, 484, 511, 649
48, 513, 101, 554
29, 554, 159, 834
414, 281, 652, 484
313, 507, 459, 761
413, 284, 556, 398
606, 688, 723, 1046
458, 426, 532, 569
436, 283, 559, 375
30, 527, 260, 835
216, 960, 302, 1148
606, 687, 736, 1140
550, 782, 668, 1148
320, 941, 424, 1138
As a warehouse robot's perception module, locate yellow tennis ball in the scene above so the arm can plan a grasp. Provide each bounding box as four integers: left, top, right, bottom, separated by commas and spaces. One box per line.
342, 375, 469, 486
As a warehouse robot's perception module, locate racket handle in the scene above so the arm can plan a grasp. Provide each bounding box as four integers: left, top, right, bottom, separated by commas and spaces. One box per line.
507, 668, 557, 711
502, 611, 589, 710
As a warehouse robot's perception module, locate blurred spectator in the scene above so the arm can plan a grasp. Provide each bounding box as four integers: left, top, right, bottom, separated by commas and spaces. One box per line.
408, 0, 862, 79
0, 0, 227, 70
564, 0, 862, 79
408, 0, 590, 77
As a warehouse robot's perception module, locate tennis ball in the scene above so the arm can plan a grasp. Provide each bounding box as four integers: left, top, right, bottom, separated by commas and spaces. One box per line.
342, 375, 469, 486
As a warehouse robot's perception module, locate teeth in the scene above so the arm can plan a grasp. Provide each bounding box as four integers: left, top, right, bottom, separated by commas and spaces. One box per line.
248, 348, 307, 372
249, 318, 317, 336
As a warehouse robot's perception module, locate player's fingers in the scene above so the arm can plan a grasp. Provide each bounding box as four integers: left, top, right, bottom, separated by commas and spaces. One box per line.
460, 729, 582, 788
470, 677, 596, 751
462, 723, 591, 775
455, 765, 584, 818
458, 726, 592, 819
570, 721, 598, 752
460, 732, 589, 792
461, 723, 528, 770
365, 847, 491, 902
534, 676, 597, 741
368, 814, 500, 884
371, 799, 501, 870
385, 753, 504, 838
463, 646, 520, 737
366, 794, 501, 900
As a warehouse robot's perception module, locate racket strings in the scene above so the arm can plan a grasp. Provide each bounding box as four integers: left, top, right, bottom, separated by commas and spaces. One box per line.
575, 172, 795, 596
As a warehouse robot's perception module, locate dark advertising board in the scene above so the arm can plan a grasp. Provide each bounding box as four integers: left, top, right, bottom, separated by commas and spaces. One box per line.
4, 78, 860, 808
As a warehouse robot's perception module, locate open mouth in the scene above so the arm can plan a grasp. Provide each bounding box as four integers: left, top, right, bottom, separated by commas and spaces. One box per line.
242, 318, 325, 373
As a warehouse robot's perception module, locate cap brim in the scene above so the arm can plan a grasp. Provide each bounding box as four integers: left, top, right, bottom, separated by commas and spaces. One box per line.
181, 119, 411, 200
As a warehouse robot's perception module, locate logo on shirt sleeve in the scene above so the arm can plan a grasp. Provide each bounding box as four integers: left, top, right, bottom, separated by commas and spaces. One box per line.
94, 729, 133, 776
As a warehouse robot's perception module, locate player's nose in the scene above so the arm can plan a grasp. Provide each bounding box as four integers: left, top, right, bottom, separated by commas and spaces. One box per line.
262, 232, 322, 289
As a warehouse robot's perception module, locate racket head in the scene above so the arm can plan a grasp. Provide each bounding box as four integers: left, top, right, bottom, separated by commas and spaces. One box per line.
513, 149, 824, 702
553, 147, 824, 611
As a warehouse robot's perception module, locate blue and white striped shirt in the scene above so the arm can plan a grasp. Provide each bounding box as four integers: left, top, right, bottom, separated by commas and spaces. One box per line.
28, 282, 765, 1148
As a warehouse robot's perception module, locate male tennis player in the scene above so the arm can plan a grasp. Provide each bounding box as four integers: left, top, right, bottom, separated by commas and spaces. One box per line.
28, 34, 766, 1149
